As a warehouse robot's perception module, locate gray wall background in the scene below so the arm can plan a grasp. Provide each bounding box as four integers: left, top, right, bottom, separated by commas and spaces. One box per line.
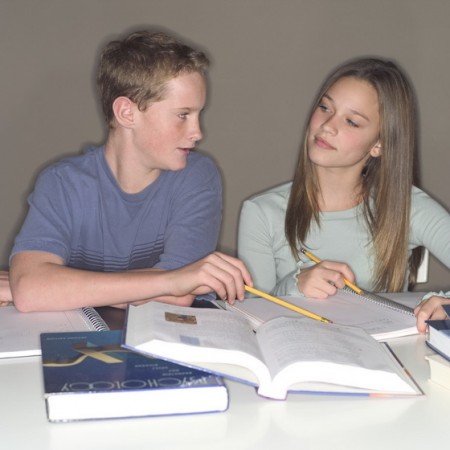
1, 0, 448, 291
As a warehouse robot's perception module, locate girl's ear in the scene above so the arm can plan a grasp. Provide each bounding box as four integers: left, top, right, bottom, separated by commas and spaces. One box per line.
370, 141, 382, 158
111, 96, 135, 128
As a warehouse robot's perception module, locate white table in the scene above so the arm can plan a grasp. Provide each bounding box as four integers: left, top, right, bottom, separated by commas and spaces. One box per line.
2, 300, 450, 450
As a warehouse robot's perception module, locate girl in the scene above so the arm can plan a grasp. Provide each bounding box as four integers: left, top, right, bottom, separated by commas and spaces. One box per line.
238, 57, 450, 331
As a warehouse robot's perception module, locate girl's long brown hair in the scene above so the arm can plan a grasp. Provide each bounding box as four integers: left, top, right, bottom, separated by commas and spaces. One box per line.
285, 57, 423, 292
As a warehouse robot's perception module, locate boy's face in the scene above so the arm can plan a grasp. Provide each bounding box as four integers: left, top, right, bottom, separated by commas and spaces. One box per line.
131, 71, 207, 172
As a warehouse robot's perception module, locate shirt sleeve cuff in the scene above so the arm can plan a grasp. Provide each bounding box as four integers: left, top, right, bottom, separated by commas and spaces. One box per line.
421, 290, 450, 301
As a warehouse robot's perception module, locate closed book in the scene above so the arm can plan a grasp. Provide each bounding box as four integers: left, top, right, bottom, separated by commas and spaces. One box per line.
426, 354, 450, 390
426, 305, 450, 361
40, 330, 228, 422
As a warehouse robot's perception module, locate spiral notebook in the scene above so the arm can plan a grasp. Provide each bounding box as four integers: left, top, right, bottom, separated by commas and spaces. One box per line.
0, 305, 109, 358
219, 290, 422, 341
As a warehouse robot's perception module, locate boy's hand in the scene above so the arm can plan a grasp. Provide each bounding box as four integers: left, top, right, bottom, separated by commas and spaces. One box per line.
169, 252, 253, 303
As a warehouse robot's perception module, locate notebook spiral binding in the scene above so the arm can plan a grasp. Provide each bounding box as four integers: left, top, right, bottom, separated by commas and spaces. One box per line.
80, 307, 109, 331
342, 287, 415, 316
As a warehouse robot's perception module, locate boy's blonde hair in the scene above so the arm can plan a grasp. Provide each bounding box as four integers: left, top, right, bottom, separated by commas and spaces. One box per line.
97, 30, 209, 126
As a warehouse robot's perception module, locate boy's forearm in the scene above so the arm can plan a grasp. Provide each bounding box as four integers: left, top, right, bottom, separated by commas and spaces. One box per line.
10, 254, 172, 312
0, 271, 12, 304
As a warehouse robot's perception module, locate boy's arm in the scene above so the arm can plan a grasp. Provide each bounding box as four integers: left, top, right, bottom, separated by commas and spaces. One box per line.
0, 271, 12, 306
10, 251, 252, 312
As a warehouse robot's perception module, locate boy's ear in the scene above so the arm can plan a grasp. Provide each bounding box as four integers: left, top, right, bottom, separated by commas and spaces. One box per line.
112, 96, 135, 128
370, 141, 382, 158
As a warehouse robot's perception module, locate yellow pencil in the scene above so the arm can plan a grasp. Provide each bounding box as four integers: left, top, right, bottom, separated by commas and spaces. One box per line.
300, 248, 364, 295
244, 285, 332, 324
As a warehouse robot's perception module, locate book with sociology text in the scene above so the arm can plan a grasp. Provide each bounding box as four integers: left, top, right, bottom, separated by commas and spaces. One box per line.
40, 330, 228, 422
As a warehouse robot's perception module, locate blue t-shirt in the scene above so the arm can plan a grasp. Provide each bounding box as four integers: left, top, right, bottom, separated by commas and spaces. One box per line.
11, 147, 222, 272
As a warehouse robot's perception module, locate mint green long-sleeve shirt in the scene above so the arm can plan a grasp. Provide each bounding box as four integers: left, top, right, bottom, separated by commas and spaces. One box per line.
238, 182, 450, 296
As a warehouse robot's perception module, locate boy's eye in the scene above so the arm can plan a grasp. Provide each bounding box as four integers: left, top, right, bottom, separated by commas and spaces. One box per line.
318, 103, 329, 112
178, 112, 188, 119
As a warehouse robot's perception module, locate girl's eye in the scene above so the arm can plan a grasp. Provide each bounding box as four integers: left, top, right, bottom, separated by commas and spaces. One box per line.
346, 118, 359, 128
318, 103, 329, 113
178, 112, 188, 119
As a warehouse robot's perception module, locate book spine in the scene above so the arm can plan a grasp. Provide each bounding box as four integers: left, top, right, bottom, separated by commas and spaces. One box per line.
426, 341, 450, 362
80, 307, 109, 331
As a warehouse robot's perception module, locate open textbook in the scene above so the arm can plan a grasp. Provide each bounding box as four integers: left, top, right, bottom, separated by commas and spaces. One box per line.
218, 290, 421, 341
123, 301, 422, 400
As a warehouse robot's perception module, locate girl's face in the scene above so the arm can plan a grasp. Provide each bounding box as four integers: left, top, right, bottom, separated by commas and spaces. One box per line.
307, 76, 381, 173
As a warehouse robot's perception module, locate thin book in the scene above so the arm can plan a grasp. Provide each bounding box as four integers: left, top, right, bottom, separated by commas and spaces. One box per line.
0, 305, 109, 358
220, 289, 420, 341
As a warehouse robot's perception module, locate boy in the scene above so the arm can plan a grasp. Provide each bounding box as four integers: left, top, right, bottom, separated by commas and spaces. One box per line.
0, 271, 11, 306
10, 30, 251, 312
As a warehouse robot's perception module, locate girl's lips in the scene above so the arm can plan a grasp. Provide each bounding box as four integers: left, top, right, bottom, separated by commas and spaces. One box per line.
315, 136, 335, 150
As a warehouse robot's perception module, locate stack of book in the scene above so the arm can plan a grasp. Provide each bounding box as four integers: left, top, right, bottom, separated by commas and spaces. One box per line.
426, 305, 450, 360
426, 354, 450, 391
425, 305, 450, 390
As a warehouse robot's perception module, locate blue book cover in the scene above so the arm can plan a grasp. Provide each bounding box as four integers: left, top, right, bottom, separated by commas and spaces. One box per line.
41, 330, 228, 422
426, 305, 450, 361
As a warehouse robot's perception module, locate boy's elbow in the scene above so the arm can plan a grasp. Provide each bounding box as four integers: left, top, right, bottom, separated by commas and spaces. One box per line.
13, 299, 32, 313
12, 293, 35, 313
10, 274, 37, 312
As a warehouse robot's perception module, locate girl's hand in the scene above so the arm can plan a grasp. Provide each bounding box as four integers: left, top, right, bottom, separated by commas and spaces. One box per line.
414, 295, 450, 333
297, 261, 356, 299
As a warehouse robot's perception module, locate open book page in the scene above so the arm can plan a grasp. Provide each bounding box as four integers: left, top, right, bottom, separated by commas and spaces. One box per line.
224, 291, 421, 340
124, 302, 272, 386
124, 302, 422, 400
256, 317, 417, 398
